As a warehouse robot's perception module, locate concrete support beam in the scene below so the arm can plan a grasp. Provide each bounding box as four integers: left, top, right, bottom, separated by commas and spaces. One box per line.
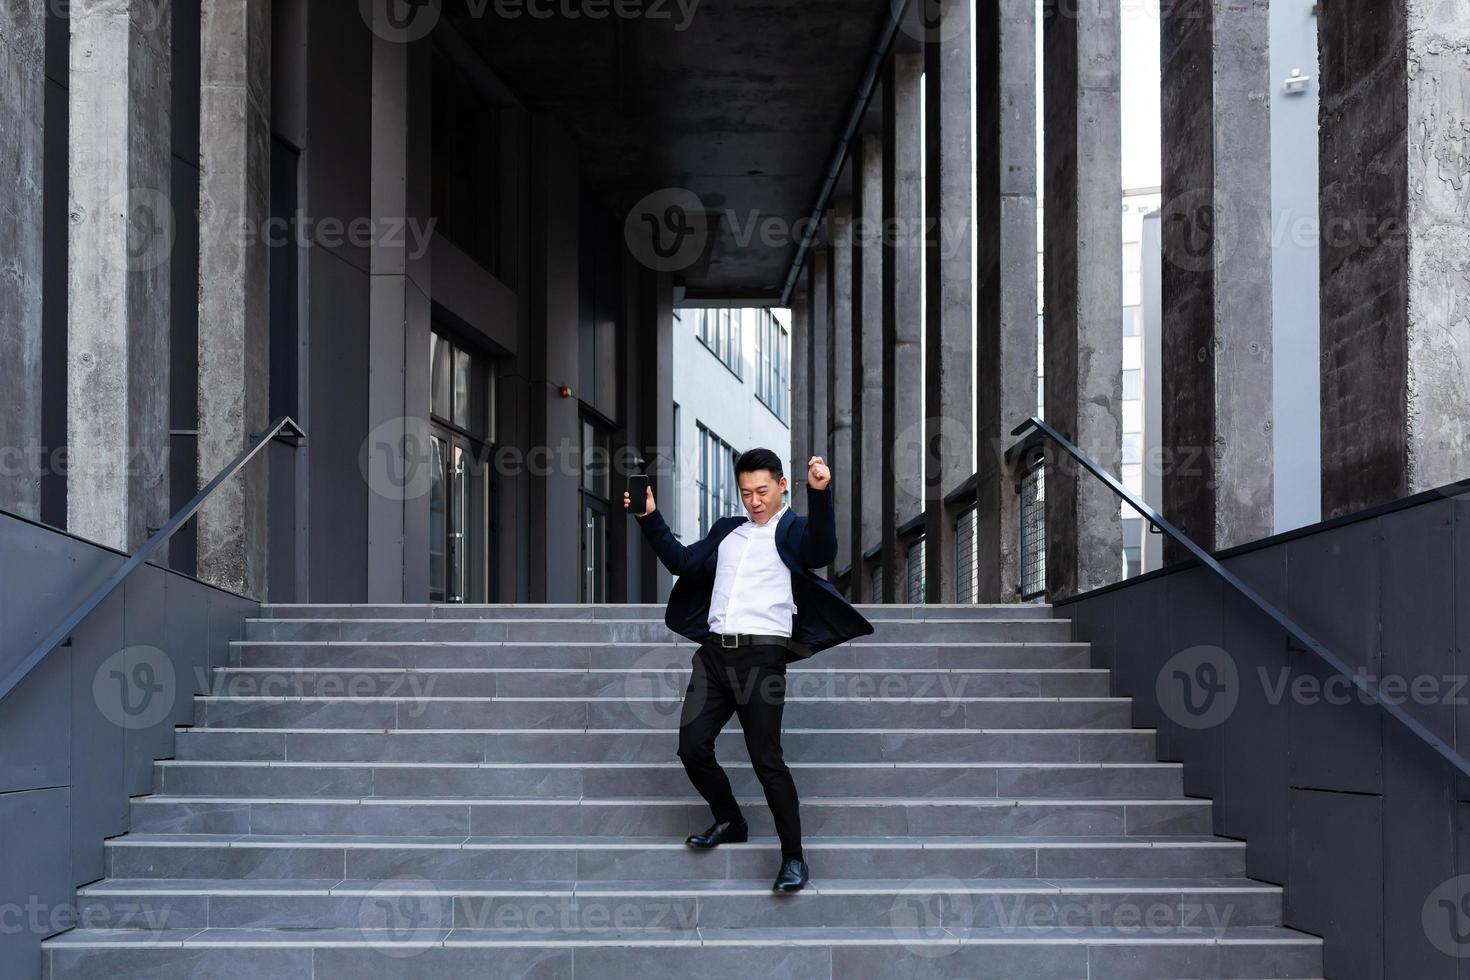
196, 0, 271, 597
829, 198, 855, 579
1317, 0, 1470, 516
1042, 0, 1123, 598
363, 26, 432, 601
632, 264, 674, 602
883, 53, 924, 602
923, 0, 976, 603
526, 116, 582, 602
974, 0, 1039, 602
809, 245, 831, 477
789, 268, 812, 494
67, 0, 172, 551
0, 0, 45, 519
854, 133, 884, 601
1160, 0, 1273, 554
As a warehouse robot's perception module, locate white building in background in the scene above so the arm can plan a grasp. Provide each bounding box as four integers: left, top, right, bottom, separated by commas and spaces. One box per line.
1120, 187, 1162, 577
669, 307, 793, 541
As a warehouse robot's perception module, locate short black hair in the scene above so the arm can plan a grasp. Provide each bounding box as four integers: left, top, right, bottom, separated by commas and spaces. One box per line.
734, 447, 784, 481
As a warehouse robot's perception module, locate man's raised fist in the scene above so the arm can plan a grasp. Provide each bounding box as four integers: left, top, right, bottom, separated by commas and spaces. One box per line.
808, 456, 831, 490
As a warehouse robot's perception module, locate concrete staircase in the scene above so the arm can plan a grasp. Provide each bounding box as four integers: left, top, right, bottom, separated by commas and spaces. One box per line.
44, 604, 1323, 979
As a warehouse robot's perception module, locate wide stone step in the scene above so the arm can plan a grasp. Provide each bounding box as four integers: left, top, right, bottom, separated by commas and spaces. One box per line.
172, 727, 1162, 764
103, 834, 1245, 882
231, 640, 1095, 670
43, 924, 1323, 979
205, 667, 1112, 699
128, 797, 1213, 838
151, 761, 1184, 801
242, 618, 1072, 643
72, 875, 1283, 932
192, 695, 1134, 731
256, 602, 1057, 621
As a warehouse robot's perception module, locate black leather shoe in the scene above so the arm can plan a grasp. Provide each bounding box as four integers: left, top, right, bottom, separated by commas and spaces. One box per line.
772, 857, 809, 892
685, 819, 749, 849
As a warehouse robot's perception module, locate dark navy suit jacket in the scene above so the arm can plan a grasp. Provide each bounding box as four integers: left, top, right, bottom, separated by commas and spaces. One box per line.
633, 484, 875, 659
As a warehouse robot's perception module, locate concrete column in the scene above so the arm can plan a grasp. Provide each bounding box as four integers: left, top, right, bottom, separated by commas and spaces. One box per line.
829, 199, 855, 579
883, 53, 924, 602
974, 0, 1039, 602
363, 26, 433, 601
1317, 0, 1470, 517
853, 133, 884, 601
923, 0, 976, 603
809, 245, 831, 476
67, 0, 172, 551
632, 265, 674, 601
1160, 0, 1273, 554
0, 0, 45, 520
196, 0, 271, 596
1042, 0, 1123, 598
527, 116, 582, 602
789, 268, 812, 495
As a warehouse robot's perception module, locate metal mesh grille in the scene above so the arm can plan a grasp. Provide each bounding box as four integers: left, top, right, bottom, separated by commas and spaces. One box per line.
955, 506, 978, 603
1019, 462, 1046, 599
905, 538, 926, 604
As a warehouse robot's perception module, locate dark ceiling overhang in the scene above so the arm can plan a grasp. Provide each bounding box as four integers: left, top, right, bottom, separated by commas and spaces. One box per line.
447, 0, 903, 304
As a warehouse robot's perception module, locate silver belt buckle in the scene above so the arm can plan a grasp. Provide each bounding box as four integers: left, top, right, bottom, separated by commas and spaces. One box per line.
720, 633, 739, 648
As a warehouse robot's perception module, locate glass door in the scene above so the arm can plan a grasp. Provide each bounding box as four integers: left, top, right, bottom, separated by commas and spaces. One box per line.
430, 327, 497, 603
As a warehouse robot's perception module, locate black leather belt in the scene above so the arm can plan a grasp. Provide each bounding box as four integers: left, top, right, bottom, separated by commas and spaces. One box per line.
709, 632, 795, 650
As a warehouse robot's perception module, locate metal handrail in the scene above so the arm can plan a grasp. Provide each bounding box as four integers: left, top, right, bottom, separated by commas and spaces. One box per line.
0, 416, 305, 707
1009, 415, 1470, 780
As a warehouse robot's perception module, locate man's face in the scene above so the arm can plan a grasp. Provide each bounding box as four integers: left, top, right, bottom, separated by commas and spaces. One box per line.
738, 469, 787, 524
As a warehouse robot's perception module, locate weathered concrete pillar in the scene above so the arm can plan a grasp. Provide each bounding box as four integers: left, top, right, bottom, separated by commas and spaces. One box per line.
1160, 0, 1273, 554
196, 0, 271, 596
829, 199, 855, 578
974, 0, 1039, 602
0, 0, 45, 520
809, 245, 831, 473
67, 0, 172, 550
790, 268, 812, 494
923, 0, 976, 603
1042, 0, 1123, 598
854, 132, 884, 602
883, 53, 924, 602
1318, 0, 1470, 517
363, 25, 433, 601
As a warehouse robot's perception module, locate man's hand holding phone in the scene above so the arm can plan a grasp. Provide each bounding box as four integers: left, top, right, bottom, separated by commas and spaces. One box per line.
623, 477, 655, 517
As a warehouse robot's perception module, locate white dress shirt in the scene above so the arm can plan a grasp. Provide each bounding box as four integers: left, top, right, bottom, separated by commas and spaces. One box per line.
707, 503, 796, 637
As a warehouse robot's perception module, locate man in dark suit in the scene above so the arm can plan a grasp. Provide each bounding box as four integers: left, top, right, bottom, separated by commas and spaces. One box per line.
624, 448, 874, 892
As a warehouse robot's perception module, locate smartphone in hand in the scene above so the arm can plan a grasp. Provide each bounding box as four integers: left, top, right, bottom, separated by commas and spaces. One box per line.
627, 473, 649, 509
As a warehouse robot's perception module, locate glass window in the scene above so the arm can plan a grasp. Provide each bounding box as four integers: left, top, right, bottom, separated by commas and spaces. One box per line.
431, 329, 497, 444
453, 347, 472, 429
695, 307, 743, 378
431, 51, 502, 277
1122, 432, 1143, 466
754, 309, 790, 424
581, 419, 610, 499
906, 537, 926, 603
696, 422, 738, 537
429, 436, 449, 602
1122, 369, 1142, 401
431, 334, 452, 420
1123, 306, 1141, 337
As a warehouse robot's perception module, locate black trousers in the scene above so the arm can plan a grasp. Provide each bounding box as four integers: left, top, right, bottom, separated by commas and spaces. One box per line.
676, 642, 803, 860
